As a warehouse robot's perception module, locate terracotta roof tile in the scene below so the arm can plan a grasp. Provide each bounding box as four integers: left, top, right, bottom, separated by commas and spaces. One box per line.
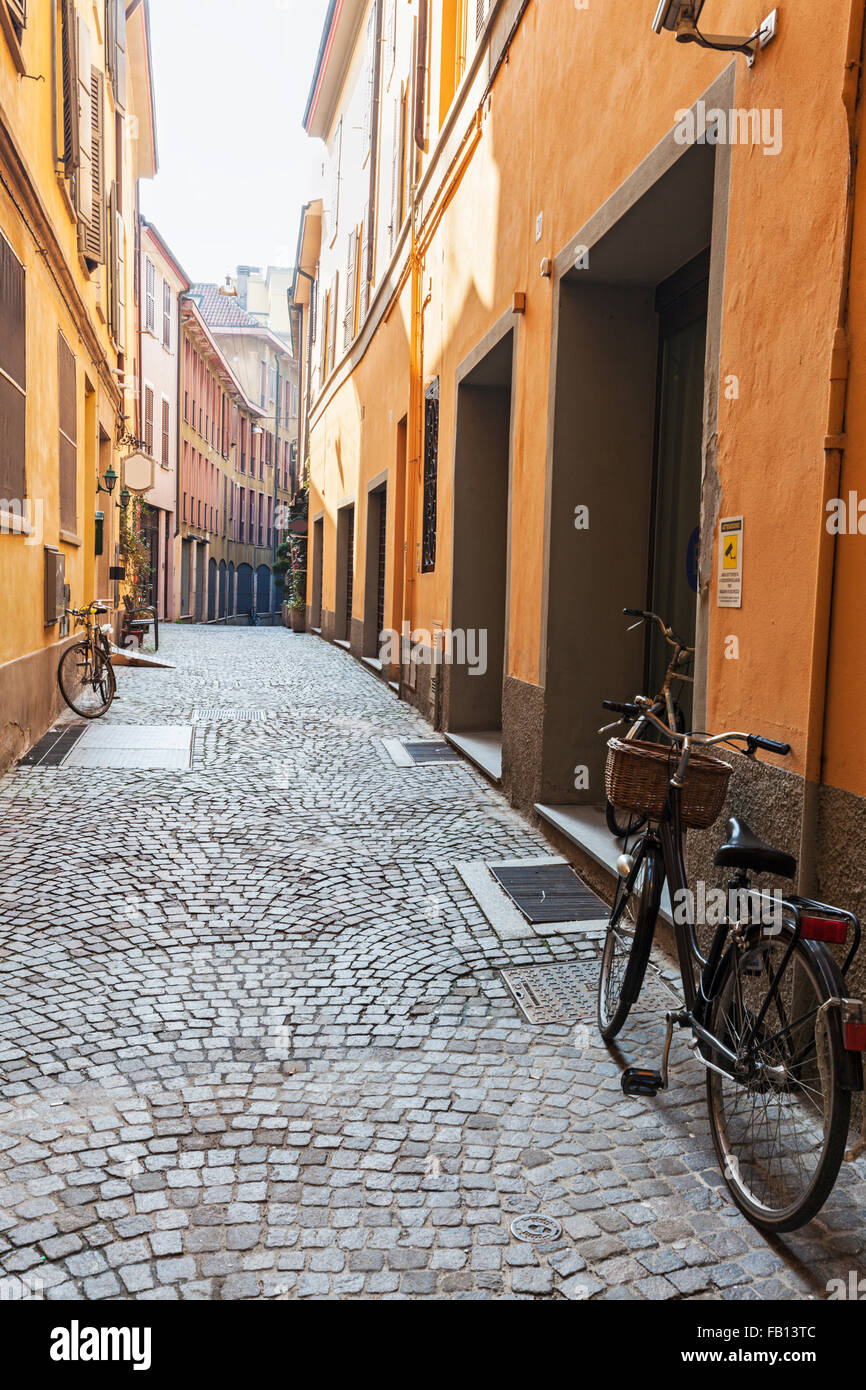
189, 283, 260, 329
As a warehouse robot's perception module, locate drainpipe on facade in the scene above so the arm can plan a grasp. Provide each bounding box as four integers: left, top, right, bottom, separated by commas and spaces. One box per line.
798, 0, 866, 896
273, 355, 281, 619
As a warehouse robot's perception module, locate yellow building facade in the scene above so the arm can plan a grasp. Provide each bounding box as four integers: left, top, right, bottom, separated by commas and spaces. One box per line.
0, 0, 156, 769
296, 0, 866, 941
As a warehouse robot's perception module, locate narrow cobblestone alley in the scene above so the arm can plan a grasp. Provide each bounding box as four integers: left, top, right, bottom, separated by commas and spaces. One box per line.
2, 627, 866, 1301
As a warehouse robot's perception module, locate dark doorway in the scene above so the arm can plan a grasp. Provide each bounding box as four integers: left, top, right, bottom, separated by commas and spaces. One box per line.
227, 561, 235, 618
446, 328, 513, 740
312, 516, 324, 628
207, 557, 217, 621
646, 252, 709, 723
256, 564, 271, 615
335, 505, 355, 642
218, 560, 227, 619
181, 539, 191, 616
236, 562, 253, 619
195, 544, 205, 622
363, 485, 387, 658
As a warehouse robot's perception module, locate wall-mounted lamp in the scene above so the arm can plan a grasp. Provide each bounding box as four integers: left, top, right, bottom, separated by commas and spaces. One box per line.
97, 464, 118, 495
119, 485, 131, 510
652, 2, 777, 66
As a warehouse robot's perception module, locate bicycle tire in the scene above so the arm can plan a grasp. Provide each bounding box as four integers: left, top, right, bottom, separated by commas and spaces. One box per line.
58, 643, 116, 719
706, 925, 851, 1233
597, 840, 662, 1040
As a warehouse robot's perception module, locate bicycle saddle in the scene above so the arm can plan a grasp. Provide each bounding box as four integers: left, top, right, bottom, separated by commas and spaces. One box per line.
714, 816, 796, 879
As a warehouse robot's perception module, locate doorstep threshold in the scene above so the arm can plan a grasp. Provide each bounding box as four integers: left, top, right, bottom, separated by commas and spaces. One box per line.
444, 730, 502, 784
534, 802, 673, 925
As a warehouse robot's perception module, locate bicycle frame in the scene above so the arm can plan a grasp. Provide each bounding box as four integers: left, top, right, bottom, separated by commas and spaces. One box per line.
622, 776, 863, 1086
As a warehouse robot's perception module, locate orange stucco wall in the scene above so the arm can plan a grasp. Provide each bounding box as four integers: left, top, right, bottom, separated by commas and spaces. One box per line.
308, 0, 864, 794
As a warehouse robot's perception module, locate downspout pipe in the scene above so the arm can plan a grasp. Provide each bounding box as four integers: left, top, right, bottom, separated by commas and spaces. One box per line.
798, 0, 866, 895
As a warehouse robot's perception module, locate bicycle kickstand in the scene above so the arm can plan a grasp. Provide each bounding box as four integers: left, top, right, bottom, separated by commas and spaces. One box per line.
621, 1010, 688, 1097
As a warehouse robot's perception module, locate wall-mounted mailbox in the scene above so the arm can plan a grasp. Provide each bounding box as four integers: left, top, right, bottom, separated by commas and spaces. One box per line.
44, 546, 65, 626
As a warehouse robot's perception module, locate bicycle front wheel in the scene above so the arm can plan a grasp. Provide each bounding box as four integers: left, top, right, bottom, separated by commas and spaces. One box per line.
58, 643, 116, 719
597, 841, 661, 1040
706, 927, 851, 1233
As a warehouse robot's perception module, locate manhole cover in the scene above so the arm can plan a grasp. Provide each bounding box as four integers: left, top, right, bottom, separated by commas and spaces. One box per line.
501, 959, 677, 1024
511, 1214, 563, 1243
63, 724, 193, 771
403, 740, 461, 765
19, 723, 87, 767
192, 708, 273, 722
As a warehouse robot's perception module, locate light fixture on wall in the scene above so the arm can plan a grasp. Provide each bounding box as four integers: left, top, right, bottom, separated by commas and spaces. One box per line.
652, 2, 777, 66
96, 464, 118, 495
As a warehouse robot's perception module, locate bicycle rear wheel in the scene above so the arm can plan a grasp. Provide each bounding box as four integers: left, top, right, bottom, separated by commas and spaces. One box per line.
597, 841, 661, 1039
58, 642, 116, 719
706, 927, 851, 1232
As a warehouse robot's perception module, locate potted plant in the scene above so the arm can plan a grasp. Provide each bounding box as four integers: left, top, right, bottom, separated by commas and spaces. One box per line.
289, 572, 306, 632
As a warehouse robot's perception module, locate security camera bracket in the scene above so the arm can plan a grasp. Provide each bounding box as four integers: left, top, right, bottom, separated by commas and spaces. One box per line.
673, 14, 760, 65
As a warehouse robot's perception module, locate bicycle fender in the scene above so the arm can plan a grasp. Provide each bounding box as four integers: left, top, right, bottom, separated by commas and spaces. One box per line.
802, 937, 864, 1093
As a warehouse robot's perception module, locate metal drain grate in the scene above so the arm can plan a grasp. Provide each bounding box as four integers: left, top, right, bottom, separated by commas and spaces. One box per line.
19, 723, 87, 768
490, 863, 606, 924
192, 708, 273, 722
402, 740, 461, 765
501, 960, 678, 1025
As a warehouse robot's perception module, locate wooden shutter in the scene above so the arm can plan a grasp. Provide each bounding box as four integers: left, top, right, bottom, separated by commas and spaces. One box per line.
161, 399, 170, 465
0, 231, 26, 500
385, 0, 395, 73
359, 206, 370, 319
475, 0, 491, 39
80, 67, 105, 263
75, 16, 93, 227
327, 118, 341, 246
391, 87, 405, 252
328, 274, 338, 373
343, 229, 356, 348
60, 0, 79, 178
112, 0, 127, 111
163, 279, 171, 347
7, 1, 26, 36
57, 332, 77, 534
144, 386, 154, 453
362, 7, 376, 161
109, 182, 125, 349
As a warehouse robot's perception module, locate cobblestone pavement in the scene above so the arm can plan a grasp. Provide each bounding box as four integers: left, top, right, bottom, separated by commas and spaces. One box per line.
1, 626, 866, 1301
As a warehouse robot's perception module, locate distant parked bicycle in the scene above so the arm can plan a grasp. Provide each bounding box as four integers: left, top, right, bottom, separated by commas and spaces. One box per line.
58, 602, 116, 719
601, 608, 693, 838
597, 694, 864, 1232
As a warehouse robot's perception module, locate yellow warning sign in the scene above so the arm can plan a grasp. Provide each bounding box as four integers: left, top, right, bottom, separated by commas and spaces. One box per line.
723, 535, 738, 570
717, 516, 744, 609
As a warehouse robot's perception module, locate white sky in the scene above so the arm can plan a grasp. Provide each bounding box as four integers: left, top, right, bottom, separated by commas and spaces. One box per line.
139, 0, 329, 284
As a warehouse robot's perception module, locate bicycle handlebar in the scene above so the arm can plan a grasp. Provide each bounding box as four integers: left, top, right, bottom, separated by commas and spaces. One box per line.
629, 698, 791, 757
622, 607, 694, 654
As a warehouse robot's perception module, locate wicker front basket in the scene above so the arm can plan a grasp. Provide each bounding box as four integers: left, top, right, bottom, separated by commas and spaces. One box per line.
605, 737, 733, 831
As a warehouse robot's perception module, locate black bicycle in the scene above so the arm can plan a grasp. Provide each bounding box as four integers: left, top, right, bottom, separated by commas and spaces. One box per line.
602, 608, 692, 838
597, 695, 864, 1232
58, 602, 116, 719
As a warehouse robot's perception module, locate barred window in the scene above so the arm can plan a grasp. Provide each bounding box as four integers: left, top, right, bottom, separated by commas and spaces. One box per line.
421, 378, 439, 572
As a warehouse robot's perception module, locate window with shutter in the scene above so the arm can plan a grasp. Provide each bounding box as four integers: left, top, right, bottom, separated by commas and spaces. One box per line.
80, 67, 105, 265
390, 86, 406, 253
162, 280, 171, 348
161, 399, 170, 465
60, 0, 79, 181
328, 273, 338, 373
75, 16, 93, 227
108, 0, 127, 111
343, 229, 357, 349
0, 231, 26, 502
108, 182, 125, 349
362, 7, 376, 163
145, 258, 155, 332
320, 289, 329, 381
326, 118, 342, 247
384, 0, 396, 82
421, 378, 439, 572
7, 1, 26, 39
144, 386, 154, 454
57, 332, 77, 534
359, 207, 371, 320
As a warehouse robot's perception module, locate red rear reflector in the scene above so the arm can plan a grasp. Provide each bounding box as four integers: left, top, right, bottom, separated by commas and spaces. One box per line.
800, 916, 847, 944
845, 1022, 866, 1052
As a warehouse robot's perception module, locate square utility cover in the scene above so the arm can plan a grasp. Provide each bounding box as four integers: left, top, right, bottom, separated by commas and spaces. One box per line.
490, 863, 606, 925
63, 724, 193, 770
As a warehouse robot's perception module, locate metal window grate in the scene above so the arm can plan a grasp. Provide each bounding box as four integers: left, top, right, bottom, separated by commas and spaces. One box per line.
18, 723, 87, 768
192, 708, 272, 722
490, 863, 606, 924
376, 490, 387, 642
421, 378, 439, 571
403, 740, 460, 765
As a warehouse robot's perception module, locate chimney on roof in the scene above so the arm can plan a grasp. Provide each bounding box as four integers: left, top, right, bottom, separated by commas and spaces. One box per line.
236, 266, 261, 310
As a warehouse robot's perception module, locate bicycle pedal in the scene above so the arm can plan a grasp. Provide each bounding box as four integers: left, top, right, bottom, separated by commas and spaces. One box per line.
621, 1066, 665, 1097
